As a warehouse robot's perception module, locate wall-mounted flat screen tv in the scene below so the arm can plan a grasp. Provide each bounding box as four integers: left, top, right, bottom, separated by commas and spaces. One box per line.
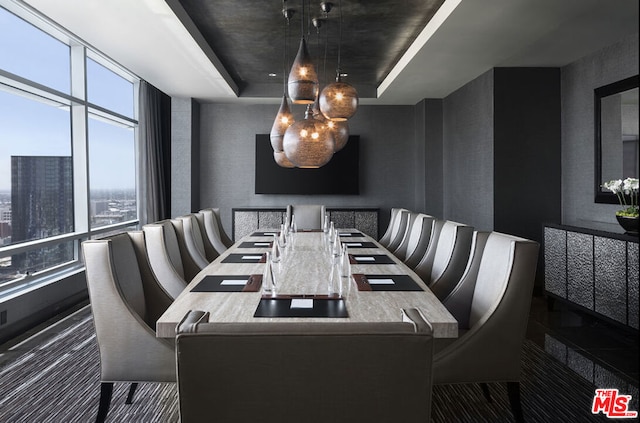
255, 134, 359, 195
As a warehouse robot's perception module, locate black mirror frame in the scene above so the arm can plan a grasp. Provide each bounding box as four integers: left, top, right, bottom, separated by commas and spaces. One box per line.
594, 74, 639, 204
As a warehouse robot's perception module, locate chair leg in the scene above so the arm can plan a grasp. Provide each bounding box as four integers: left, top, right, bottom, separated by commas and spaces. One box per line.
125, 383, 138, 404
96, 382, 114, 423
480, 382, 492, 403
507, 382, 524, 423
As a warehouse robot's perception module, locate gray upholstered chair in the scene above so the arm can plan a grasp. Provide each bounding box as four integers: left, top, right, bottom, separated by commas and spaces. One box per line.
392, 211, 420, 260
142, 220, 188, 299
196, 209, 228, 258
285, 204, 326, 230
172, 215, 209, 280
414, 220, 473, 300
175, 308, 434, 423
200, 207, 233, 248
82, 233, 175, 423
432, 231, 539, 422
382, 209, 410, 251
379, 207, 405, 246
404, 216, 441, 269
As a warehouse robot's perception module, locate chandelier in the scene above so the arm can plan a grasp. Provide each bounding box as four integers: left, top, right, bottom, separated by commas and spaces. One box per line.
268, 0, 358, 169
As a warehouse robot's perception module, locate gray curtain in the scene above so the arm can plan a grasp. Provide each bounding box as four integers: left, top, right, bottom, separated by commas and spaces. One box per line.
138, 81, 171, 224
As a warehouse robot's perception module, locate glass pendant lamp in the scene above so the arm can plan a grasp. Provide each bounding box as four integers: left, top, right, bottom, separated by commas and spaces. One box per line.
270, 94, 295, 152
319, 73, 358, 121
273, 150, 295, 168
283, 105, 334, 168
288, 37, 319, 104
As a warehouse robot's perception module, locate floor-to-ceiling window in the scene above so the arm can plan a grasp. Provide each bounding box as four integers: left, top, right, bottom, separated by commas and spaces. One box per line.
0, 1, 140, 291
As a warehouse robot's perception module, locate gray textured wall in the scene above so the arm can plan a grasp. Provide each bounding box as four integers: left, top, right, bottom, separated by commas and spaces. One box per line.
561, 33, 639, 226
421, 99, 444, 218
198, 103, 417, 237
442, 70, 495, 230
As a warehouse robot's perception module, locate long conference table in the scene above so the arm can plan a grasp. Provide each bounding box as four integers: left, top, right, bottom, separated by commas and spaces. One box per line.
156, 229, 458, 339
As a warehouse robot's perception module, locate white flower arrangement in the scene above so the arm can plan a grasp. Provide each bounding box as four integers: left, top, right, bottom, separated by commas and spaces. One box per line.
602, 177, 639, 217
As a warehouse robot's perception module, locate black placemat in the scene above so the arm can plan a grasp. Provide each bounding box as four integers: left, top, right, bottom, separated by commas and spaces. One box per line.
254, 295, 349, 318
340, 241, 377, 248
352, 274, 424, 291
251, 231, 280, 237
191, 275, 262, 292
348, 254, 396, 264
338, 231, 365, 238
238, 241, 273, 248
221, 253, 266, 263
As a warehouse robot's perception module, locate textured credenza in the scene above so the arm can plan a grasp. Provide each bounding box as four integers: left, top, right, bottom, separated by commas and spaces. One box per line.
544, 223, 639, 330
232, 208, 379, 241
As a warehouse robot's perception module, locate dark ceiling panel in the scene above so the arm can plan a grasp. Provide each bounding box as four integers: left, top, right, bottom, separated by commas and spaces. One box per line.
174, 0, 444, 98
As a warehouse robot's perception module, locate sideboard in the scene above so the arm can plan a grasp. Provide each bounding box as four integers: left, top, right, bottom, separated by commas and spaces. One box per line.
232, 207, 379, 241
544, 222, 638, 330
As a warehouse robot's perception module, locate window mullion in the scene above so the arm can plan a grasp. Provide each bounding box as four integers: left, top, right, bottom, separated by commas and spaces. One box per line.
70, 44, 89, 236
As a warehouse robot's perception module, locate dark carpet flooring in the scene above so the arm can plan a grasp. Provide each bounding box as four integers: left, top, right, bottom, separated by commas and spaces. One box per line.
0, 305, 636, 422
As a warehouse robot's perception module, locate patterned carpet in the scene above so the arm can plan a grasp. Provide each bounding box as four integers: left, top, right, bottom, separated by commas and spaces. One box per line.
0, 306, 634, 422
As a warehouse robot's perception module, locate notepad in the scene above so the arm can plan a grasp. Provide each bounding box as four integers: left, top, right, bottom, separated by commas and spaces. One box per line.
290, 299, 314, 309
354, 256, 375, 261
241, 255, 263, 260
219, 279, 247, 286
367, 278, 395, 285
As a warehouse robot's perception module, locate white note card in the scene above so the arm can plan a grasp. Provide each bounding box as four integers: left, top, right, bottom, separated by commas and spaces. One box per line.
241, 255, 262, 260
263, 232, 277, 236
339, 233, 352, 236
367, 278, 395, 285
355, 256, 375, 261
346, 243, 362, 247
254, 242, 270, 246
290, 299, 314, 309
220, 279, 247, 286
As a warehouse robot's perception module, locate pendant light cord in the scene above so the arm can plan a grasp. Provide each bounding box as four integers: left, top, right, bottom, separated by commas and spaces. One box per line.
337, 0, 343, 75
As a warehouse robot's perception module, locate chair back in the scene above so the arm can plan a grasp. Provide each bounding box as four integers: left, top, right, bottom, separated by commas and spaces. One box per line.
379, 207, 404, 245
210, 207, 233, 247
176, 309, 434, 423
197, 209, 228, 257
384, 209, 410, 250
392, 211, 422, 260
404, 216, 440, 269
173, 215, 209, 279
433, 232, 539, 384
143, 220, 187, 298
421, 220, 474, 300
286, 204, 326, 230
82, 233, 175, 382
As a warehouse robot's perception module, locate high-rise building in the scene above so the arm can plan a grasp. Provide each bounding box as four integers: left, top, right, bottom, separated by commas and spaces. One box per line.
11, 156, 74, 274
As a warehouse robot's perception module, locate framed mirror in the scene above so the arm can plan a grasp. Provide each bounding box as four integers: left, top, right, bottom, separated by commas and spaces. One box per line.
595, 75, 639, 204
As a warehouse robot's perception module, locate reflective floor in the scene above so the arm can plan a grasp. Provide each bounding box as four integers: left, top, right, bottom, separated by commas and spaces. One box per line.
527, 294, 639, 393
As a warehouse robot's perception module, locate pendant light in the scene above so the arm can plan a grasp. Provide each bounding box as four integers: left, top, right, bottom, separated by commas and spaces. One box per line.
313, 98, 349, 151
283, 105, 334, 168
287, 0, 318, 104
319, 0, 358, 121
271, 3, 296, 168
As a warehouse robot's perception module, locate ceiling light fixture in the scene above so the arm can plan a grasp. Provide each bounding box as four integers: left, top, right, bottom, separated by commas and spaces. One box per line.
270, 3, 296, 168
319, 0, 358, 121
287, 0, 318, 104
283, 104, 334, 168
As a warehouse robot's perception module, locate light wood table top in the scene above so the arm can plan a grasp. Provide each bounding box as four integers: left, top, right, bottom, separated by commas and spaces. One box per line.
156, 230, 458, 339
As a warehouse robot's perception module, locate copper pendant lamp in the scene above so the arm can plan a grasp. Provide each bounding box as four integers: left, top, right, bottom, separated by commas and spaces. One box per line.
283, 105, 334, 168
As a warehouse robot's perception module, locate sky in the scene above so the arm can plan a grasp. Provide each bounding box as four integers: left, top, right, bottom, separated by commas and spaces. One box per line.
0, 6, 135, 192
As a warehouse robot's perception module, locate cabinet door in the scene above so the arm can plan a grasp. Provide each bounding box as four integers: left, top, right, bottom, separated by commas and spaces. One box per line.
594, 236, 627, 324
544, 227, 567, 298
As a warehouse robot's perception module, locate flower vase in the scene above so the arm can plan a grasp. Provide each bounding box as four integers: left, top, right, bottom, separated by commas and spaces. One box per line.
616, 214, 639, 234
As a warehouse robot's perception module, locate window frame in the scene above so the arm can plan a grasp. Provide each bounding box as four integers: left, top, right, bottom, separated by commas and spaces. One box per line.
0, 0, 141, 294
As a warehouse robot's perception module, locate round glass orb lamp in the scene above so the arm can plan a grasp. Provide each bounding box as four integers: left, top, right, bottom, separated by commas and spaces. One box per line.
283, 106, 334, 168
319, 75, 358, 121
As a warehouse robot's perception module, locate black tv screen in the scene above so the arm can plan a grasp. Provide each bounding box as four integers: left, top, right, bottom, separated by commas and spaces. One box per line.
255, 134, 359, 195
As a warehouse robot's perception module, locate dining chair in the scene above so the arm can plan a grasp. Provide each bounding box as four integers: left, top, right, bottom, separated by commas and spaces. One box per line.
391, 211, 420, 260
432, 231, 539, 423
413, 220, 474, 300
382, 209, 410, 251
142, 220, 188, 299
285, 204, 326, 230
82, 233, 176, 423
200, 207, 233, 248
404, 217, 442, 269
196, 209, 228, 258
379, 207, 405, 246
175, 308, 434, 423
172, 215, 210, 279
